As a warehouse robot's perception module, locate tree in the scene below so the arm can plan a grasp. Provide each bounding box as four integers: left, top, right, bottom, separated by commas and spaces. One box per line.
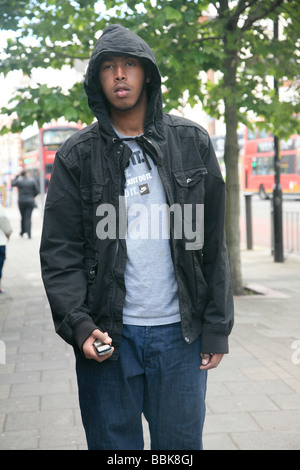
0, 0, 100, 129
1, 0, 299, 293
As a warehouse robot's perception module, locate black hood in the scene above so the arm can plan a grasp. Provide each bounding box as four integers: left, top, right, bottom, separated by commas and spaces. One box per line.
84, 24, 163, 134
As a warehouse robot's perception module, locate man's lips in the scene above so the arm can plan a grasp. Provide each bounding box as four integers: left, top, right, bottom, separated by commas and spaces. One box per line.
114, 84, 130, 97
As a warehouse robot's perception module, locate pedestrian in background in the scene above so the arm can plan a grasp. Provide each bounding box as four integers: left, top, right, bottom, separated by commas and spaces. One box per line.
40, 24, 234, 450
0, 205, 12, 293
12, 170, 39, 239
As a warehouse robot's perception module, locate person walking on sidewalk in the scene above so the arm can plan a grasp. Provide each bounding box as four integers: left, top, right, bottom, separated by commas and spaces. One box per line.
40, 24, 234, 450
12, 170, 39, 239
0, 204, 12, 293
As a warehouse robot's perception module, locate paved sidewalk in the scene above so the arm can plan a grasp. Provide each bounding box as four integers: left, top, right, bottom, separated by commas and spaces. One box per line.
0, 204, 300, 450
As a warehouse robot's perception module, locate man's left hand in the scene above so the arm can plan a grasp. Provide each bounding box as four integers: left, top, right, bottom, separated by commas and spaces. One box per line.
200, 353, 224, 370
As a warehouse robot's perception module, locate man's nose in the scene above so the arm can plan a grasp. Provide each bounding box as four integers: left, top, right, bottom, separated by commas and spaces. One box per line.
115, 65, 125, 80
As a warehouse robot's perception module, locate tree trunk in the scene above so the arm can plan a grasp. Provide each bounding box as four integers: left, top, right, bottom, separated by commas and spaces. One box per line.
223, 50, 244, 295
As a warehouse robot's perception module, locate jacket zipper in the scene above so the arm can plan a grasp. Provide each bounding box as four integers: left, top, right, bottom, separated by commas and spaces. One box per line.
109, 142, 126, 335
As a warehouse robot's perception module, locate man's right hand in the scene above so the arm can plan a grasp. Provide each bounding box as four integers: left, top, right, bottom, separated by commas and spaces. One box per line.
82, 329, 114, 362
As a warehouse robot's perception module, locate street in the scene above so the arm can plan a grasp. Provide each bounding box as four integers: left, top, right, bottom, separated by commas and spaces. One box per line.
240, 194, 300, 254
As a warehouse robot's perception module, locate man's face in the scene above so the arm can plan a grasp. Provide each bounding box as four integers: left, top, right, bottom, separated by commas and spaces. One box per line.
99, 55, 150, 113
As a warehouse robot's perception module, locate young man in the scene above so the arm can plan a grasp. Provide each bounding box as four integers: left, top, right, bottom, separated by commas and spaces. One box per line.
40, 24, 234, 450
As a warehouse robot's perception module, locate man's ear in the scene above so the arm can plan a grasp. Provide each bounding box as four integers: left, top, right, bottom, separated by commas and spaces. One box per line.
145, 67, 151, 83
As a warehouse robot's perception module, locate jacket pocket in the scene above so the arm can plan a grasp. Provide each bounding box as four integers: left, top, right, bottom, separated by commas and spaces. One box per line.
85, 258, 98, 307
172, 166, 207, 206
80, 184, 103, 204
80, 184, 104, 243
172, 166, 207, 250
192, 250, 208, 316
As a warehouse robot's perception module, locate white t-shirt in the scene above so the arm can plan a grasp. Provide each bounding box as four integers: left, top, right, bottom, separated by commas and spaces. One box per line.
116, 131, 180, 326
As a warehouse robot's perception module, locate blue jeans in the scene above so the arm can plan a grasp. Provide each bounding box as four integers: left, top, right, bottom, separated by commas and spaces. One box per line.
75, 322, 207, 450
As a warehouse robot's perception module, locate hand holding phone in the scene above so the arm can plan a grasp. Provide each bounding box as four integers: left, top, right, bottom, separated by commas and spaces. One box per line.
93, 339, 112, 356
82, 329, 113, 362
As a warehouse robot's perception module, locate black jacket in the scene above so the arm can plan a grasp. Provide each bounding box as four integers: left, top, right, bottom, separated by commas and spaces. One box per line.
12, 175, 39, 203
40, 24, 234, 359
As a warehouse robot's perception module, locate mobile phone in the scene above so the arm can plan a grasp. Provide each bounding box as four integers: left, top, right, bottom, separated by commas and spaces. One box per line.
93, 339, 112, 356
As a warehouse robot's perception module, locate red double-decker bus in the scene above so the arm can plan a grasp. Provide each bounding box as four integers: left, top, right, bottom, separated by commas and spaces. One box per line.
241, 127, 300, 198
21, 124, 82, 181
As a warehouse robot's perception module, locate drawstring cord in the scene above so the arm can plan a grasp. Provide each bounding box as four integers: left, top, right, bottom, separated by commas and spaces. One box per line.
116, 134, 156, 171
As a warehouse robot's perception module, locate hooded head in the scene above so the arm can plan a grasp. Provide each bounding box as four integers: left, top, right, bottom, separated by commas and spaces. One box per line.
84, 24, 163, 133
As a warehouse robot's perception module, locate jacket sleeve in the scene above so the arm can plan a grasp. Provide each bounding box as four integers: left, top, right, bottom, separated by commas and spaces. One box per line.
201, 137, 234, 354
40, 151, 99, 350
11, 176, 19, 188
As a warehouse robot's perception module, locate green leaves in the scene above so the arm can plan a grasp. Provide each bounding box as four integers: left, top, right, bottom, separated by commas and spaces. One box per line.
1, 81, 94, 133
164, 6, 182, 21
0, 0, 29, 29
0, 0, 299, 140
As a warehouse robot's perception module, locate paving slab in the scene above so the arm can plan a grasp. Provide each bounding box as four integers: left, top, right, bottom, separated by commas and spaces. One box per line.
0, 204, 300, 450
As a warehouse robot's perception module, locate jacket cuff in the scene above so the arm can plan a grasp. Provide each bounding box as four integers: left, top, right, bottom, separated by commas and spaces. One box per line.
73, 317, 102, 352
201, 329, 229, 354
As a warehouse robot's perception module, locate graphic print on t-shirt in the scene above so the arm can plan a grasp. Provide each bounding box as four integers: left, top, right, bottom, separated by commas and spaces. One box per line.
139, 183, 150, 195
124, 149, 153, 199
